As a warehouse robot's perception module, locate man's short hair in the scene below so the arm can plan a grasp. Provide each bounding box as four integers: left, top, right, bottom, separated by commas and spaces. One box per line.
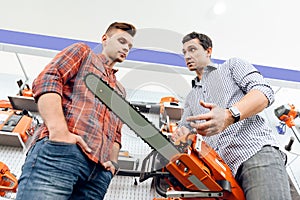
105, 22, 136, 37
182, 32, 212, 50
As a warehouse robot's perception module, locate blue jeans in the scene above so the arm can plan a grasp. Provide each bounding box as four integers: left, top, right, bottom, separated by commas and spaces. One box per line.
16, 137, 113, 200
235, 146, 292, 200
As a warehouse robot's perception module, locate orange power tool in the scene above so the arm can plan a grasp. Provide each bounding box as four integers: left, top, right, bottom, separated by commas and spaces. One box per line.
274, 104, 300, 144
149, 134, 245, 200
0, 162, 18, 196
0, 109, 33, 143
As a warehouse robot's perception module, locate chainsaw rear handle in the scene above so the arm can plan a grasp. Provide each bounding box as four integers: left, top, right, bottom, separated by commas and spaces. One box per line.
0, 162, 18, 192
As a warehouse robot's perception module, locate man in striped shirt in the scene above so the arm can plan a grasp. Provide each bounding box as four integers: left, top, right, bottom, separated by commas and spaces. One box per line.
16, 22, 136, 200
175, 32, 291, 199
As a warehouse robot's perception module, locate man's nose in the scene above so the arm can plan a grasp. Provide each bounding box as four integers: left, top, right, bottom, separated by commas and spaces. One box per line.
123, 46, 129, 53
185, 54, 191, 60
184, 51, 191, 59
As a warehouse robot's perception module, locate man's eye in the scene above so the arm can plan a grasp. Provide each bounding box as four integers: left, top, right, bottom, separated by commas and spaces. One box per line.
119, 39, 126, 44
190, 48, 196, 52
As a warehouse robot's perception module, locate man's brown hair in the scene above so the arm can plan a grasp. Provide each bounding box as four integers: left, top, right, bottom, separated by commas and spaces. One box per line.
182, 32, 212, 50
105, 22, 136, 37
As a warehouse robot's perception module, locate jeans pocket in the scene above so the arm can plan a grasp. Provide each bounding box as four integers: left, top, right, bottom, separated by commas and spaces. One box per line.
26, 137, 48, 156
43, 139, 79, 159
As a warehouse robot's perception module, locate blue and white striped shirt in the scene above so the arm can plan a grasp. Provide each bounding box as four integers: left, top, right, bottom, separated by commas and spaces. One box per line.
179, 57, 279, 176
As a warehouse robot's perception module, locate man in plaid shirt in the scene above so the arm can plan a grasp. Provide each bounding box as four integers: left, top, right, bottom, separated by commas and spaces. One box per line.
16, 22, 136, 200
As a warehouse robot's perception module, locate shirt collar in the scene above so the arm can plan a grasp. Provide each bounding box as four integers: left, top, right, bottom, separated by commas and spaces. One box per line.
192, 76, 201, 88
204, 62, 217, 72
191, 63, 217, 87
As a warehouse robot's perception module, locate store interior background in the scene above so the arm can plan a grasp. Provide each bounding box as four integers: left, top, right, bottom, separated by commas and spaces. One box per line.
1, 0, 300, 197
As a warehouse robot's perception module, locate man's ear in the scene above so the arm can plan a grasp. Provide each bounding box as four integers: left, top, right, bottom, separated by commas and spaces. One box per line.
102, 34, 107, 45
207, 47, 212, 57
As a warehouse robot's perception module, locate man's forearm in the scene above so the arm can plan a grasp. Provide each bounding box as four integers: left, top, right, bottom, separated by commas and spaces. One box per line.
234, 89, 269, 121
37, 92, 69, 134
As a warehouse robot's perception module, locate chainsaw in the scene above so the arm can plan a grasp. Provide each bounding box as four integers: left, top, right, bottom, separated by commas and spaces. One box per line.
0, 162, 18, 197
0, 79, 37, 145
84, 73, 245, 200
274, 104, 300, 144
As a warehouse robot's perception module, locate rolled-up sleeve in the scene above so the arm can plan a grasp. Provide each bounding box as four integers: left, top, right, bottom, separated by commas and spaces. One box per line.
230, 58, 275, 107
240, 71, 275, 106
32, 43, 90, 102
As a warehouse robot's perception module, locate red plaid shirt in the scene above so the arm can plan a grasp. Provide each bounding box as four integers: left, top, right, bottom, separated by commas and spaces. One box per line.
32, 42, 125, 164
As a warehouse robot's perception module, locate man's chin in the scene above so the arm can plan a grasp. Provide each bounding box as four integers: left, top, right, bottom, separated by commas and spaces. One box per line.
188, 67, 197, 71
115, 57, 125, 63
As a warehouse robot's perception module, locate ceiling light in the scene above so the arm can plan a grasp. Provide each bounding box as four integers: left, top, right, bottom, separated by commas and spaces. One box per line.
213, 0, 227, 15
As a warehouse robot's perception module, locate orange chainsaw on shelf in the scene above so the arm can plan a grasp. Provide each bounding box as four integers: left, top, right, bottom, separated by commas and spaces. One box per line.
0, 108, 34, 143
84, 73, 245, 200
0, 162, 18, 197
274, 104, 300, 143
0, 79, 37, 145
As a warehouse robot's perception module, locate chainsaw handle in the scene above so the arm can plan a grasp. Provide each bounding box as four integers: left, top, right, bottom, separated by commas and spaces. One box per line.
0, 162, 18, 192
0, 172, 18, 192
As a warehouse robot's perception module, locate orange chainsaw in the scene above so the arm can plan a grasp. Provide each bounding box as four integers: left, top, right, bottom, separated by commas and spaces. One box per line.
0, 108, 34, 143
140, 133, 244, 200
0, 162, 18, 197
274, 104, 300, 144
84, 73, 245, 200
0, 79, 36, 144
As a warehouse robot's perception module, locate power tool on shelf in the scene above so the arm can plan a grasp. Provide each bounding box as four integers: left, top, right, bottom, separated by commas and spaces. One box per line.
274, 104, 300, 151
0, 79, 38, 148
0, 162, 18, 197
0, 108, 34, 144
159, 96, 182, 136
84, 73, 245, 200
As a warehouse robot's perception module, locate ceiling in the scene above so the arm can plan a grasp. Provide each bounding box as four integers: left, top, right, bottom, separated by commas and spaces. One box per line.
1, 0, 300, 70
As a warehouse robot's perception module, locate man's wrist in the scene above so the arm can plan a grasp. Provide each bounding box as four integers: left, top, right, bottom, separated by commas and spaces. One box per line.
110, 160, 119, 175
228, 106, 241, 123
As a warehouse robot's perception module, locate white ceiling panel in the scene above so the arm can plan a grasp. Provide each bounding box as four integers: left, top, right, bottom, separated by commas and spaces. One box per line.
1, 0, 300, 69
